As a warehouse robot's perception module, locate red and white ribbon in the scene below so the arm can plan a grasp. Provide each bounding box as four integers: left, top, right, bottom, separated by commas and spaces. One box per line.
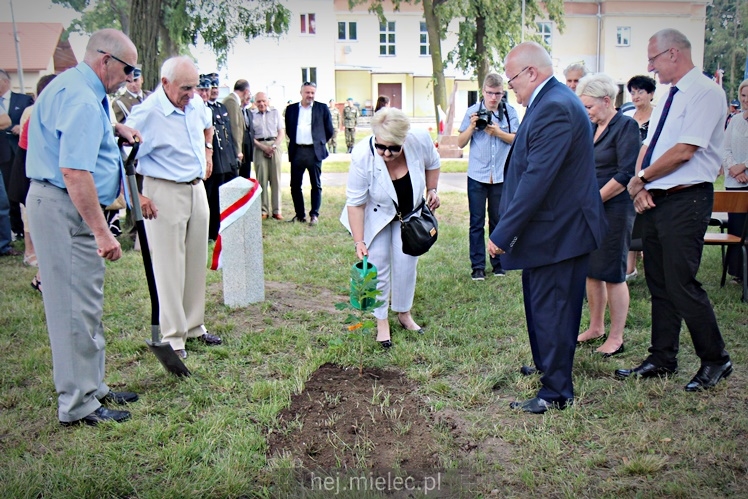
210, 178, 261, 270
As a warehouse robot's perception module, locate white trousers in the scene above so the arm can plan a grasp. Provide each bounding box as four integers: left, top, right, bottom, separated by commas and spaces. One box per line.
366, 218, 418, 320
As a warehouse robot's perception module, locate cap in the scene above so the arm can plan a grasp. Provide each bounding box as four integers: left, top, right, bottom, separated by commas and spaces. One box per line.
197, 74, 211, 89
347, 97, 353, 101
132, 67, 142, 79
208, 72, 219, 88
731, 99, 740, 107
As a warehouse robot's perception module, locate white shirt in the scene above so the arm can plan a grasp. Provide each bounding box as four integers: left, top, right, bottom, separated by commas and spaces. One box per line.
296, 102, 313, 144
723, 112, 748, 189
126, 87, 211, 182
644, 67, 726, 190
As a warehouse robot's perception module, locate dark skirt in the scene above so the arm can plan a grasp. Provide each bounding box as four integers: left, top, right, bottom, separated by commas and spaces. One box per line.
8, 146, 29, 205
588, 201, 635, 283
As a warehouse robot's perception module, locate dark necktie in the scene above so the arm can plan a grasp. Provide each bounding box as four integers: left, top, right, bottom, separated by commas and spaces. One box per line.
641, 86, 678, 169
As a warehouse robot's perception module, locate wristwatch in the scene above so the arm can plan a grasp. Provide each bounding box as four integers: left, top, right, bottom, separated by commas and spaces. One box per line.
205, 142, 213, 150
637, 170, 649, 183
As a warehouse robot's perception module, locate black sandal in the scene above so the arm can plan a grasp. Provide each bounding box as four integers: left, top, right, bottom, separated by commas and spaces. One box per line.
31, 276, 42, 294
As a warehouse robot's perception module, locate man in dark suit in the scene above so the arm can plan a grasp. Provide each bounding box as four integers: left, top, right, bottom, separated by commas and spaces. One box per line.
0, 69, 34, 239
488, 42, 607, 414
284, 82, 334, 225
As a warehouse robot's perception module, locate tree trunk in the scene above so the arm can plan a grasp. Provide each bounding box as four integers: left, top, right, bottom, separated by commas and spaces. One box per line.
130, 0, 162, 92
423, 0, 447, 132
476, 15, 489, 88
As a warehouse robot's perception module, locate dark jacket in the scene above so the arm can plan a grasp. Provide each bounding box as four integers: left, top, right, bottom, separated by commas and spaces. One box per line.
284, 101, 333, 162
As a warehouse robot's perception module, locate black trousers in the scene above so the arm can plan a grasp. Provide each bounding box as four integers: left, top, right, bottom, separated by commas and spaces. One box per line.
641, 183, 730, 369
290, 147, 322, 220
205, 170, 237, 241
0, 157, 22, 235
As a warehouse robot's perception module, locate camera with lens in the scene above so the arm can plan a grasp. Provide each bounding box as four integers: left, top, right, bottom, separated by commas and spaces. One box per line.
475, 100, 492, 130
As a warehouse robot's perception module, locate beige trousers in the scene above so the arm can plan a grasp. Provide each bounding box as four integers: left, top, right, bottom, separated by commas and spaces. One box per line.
253, 147, 282, 216
143, 177, 209, 350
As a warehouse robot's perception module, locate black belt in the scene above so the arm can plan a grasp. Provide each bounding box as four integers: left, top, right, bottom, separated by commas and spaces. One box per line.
648, 182, 711, 198
258, 137, 276, 141
296, 144, 314, 148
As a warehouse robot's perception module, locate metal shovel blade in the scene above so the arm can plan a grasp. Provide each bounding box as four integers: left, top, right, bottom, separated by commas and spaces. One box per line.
146, 328, 191, 377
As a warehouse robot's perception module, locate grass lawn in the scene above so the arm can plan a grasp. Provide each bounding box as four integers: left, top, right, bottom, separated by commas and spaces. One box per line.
0, 186, 746, 498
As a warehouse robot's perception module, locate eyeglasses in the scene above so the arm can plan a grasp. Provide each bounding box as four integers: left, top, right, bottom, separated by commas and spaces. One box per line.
506, 67, 529, 85
648, 48, 671, 65
484, 90, 504, 98
374, 142, 402, 155
302, 81, 317, 88
97, 50, 135, 75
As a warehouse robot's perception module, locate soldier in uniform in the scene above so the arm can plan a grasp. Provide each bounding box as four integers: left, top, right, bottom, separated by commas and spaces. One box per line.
205, 73, 238, 241
110, 67, 151, 240
112, 67, 150, 123
327, 99, 340, 154
343, 97, 358, 153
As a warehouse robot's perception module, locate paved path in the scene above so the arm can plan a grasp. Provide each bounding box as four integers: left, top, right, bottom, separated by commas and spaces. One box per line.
280, 171, 467, 193
280, 152, 468, 193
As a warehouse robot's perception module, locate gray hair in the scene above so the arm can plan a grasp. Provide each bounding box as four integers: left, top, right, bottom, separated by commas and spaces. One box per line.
161, 56, 197, 82
564, 63, 588, 78
84, 29, 131, 64
651, 29, 691, 51
576, 73, 618, 100
483, 73, 503, 89
0, 69, 9, 81
371, 107, 411, 145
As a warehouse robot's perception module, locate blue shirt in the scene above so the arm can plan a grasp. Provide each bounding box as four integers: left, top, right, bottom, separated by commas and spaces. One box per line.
459, 101, 520, 183
27, 62, 122, 206
125, 87, 211, 182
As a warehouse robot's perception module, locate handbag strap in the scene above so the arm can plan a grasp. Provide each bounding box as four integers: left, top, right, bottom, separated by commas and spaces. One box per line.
393, 197, 426, 222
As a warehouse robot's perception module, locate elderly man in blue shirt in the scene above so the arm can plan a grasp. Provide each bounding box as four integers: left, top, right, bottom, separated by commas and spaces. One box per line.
26, 29, 142, 426
126, 56, 220, 360
458, 73, 520, 281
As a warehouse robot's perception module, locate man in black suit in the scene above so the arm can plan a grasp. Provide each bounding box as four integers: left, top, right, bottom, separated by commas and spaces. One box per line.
0, 69, 34, 239
488, 42, 606, 414
284, 82, 334, 225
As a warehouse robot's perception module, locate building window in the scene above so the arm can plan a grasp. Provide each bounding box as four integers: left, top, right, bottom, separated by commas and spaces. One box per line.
537, 22, 552, 46
617, 26, 631, 47
300, 13, 316, 35
301, 67, 317, 85
338, 21, 357, 41
420, 21, 430, 55
379, 21, 396, 56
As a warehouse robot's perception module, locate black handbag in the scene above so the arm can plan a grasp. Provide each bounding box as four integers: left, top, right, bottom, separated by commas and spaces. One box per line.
394, 198, 438, 257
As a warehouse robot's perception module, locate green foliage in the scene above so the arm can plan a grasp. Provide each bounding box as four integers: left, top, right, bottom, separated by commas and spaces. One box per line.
448, 0, 566, 80
53, 0, 130, 39
335, 263, 384, 376
704, 0, 748, 101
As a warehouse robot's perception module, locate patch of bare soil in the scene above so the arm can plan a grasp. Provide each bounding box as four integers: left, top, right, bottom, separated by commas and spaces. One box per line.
267, 363, 455, 496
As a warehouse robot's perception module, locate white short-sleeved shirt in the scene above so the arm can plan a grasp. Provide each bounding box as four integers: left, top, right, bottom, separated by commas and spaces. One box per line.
644, 67, 726, 190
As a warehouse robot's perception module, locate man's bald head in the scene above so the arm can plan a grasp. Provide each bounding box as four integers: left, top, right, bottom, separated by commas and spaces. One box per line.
504, 42, 554, 108
83, 29, 138, 94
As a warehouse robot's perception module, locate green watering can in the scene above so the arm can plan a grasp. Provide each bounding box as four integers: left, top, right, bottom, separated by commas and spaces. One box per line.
350, 255, 378, 311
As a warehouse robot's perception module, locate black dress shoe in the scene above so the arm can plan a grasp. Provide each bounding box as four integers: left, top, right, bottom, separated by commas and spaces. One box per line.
398, 319, 424, 335
60, 406, 131, 426
520, 365, 542, 376
601, 344, 625, 358
378, 339, 392, 349
684, 362, 733, 392
99, 390, 139, 405
510, 397, 568, 414
191, 332, 222, 345
615, 361, 677, 379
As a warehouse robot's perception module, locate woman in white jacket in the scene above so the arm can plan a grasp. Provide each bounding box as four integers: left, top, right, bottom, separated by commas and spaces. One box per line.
341, 108, 440, 348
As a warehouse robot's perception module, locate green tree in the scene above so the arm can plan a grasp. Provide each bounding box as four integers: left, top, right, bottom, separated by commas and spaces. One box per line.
704, 0, 748, 101
54, 0, 290, 92
449, 0, 565, 86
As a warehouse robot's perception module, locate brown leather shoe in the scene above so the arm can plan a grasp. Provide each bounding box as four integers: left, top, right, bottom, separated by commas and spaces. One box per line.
193, 332, 222, 345
261, 213, 269, 220
272, 214, 284, 220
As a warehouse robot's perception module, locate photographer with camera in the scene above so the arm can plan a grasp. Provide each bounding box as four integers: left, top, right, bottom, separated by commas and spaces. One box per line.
458, 73, 520, 281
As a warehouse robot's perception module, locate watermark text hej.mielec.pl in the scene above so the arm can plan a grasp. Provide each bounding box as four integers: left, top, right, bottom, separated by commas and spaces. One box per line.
309, 471, 442, 495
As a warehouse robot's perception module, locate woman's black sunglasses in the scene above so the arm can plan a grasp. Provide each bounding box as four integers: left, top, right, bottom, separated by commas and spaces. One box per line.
97, 50, 135, 75
374, 142, 402, 154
